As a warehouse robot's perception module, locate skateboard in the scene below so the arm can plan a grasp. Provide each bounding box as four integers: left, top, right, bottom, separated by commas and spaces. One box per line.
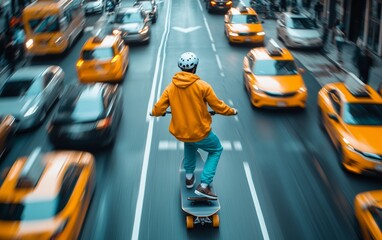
180, 151, 220, 229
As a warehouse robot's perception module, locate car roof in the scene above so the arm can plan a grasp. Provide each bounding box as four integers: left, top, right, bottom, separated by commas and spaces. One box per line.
0, 149, 94, 202
8, 66, 50, 81
249, 44, 294, 61
83, 35, 119, 49
327, 82, 382, 104
230, 6, 257, 15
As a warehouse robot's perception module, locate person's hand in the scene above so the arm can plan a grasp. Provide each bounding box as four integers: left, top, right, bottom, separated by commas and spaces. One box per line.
232, 108, 238, 115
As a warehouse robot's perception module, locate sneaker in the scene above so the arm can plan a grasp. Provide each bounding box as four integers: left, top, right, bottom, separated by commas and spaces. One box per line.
194, 184, 218, 200
186, 174, 195, 189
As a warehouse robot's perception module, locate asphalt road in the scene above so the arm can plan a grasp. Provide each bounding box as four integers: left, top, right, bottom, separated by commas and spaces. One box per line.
2, 0, 382, 239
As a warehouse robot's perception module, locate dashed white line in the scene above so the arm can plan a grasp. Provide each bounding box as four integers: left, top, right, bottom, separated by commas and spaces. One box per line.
243, 162, 270, 240
233, 141, 242, 151
202, 15, 214, 42
211, 43, 216, 52
197, 0, 204, 11
221, 141, 232, 150
215, 54, 223, 71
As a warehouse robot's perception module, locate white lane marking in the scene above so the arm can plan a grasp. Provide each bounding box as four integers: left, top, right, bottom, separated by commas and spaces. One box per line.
220, 72, 225, 77
211, 43, 216, 52
233, 141, 242, 151
197, 0, 204, 12
221, 141, 232, 150
234, 115, 239, 122
84, 26, 94, 32
228, 99, 234, 105
158, 140, 177, 150
132, 0, 172, 240
172, 26, 202, 33
202, 15, 214, 42
178, 142, 184, 150
215, 54, 223, 71
243, 162, 270, 240
146, 0, 172, 121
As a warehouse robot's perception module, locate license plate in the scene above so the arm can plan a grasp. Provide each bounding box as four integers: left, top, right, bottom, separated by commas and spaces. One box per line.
375, 165, 382, 171
277, 101, 287, 107
96, 65, 103, 71
245, 38, 251, 42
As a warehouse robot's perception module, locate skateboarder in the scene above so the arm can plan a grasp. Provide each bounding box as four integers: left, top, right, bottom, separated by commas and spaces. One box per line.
150, 52, 237, 199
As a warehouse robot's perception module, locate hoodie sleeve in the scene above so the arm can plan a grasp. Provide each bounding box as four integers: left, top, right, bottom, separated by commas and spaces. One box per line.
151, 87, 170, 116
204, 83, 235, 115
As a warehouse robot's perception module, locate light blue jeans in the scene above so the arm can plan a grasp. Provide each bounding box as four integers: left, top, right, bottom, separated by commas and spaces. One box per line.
183, 131, 223, 185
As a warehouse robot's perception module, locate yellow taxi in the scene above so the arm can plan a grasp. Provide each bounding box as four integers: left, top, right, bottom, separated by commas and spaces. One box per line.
355, 190, 382, 239
76, 34, 129, 83
243, 39, 307, 108
224, 6, 265, 45
0, 148, 95, 239
318, 74, 382, 175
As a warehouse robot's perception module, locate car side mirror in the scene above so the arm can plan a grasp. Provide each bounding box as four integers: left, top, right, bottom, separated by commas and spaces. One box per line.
298, 68, 305, 74
328, 113, 339, 122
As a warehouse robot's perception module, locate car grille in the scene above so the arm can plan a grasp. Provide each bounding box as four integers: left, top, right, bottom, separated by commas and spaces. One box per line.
238, 32, 257, 36
263, 91, 297, 98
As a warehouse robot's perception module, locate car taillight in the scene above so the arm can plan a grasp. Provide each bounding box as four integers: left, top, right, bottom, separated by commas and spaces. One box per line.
226, 1, 232, 5
210, 1, 216, 5
96, 117, 112, 129
111, 55, 120, 63
50, 218, 69, 240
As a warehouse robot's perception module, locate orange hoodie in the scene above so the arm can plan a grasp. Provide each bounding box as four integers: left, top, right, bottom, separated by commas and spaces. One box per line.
152, 71, 235, 142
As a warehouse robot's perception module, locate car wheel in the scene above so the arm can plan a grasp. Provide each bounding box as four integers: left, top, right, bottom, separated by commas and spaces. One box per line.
152, 14, 157, 23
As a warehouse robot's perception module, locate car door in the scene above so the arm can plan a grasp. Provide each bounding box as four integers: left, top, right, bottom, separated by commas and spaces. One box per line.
42, 69, 58, 110
326, 90, 344, 146
243, 52, 255, 92
117, 39, 128, 71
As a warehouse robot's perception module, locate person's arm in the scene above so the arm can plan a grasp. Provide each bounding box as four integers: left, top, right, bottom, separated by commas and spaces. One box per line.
204, 84, 236, 115
151, 88, 170, 116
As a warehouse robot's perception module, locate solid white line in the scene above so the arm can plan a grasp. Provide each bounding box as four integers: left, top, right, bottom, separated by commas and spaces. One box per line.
132, 0, 171, 240
146, 0, 172, 122
211, 43, 216, 52
220, 72, 225, 77
202, 15, 214, 42
197, 0, 203, 11
243, 162, 270, 240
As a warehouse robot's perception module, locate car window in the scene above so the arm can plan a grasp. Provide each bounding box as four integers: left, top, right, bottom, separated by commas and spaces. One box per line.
328, 91, 342, 115
82, 47, 115, 60
115, 12, 143, 24
287, 17, 315, 29
0, 80, 35, 97
230, 14, 259, 24
29, 15, 60, 34
343, 103, 382, 125
253, 60, 298, 76
43, 71, 55, 87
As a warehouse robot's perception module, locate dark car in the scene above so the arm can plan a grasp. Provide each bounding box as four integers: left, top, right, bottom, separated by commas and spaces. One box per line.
205, 0, 232, 13
48, 83, 123, 149
110, 6, 151, 43
133, 0, 158, 23
0, 66, 64, 131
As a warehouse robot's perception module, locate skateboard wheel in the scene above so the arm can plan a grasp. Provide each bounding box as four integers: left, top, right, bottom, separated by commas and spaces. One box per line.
186, 216, 194, 229
212, 214, 219, 228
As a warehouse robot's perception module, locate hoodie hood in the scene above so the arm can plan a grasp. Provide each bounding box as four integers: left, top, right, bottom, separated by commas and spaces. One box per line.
172, 72, 200, 89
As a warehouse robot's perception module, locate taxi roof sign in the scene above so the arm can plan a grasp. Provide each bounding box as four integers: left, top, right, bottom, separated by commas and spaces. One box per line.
266, 39, 283, 56
344, 72, 370, 97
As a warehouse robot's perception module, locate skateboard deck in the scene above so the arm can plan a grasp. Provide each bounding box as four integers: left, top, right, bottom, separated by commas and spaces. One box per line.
180, 151, 220, 228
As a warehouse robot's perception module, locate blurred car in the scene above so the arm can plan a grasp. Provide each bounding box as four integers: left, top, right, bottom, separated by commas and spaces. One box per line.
109, 6, 151, 43
318, 74, 382, 175
0, 66, 64, 131
205, 0, 232, 13
276, 10, 322, 48
48, 83, 123, 149
76, 34, 129, 83
133, 0, 158, 23
0, 147, 95, 239
355, 190, 382, 239
83, 0, 104, 14
0, 115, 15, 158
224, 6, 265, 45
243, 39, 307, 109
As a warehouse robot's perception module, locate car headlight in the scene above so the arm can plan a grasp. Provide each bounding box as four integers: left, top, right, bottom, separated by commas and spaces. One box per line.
343, 138, 355, 151
257, 31, 265, 36
55, 37, 63, 45
24, 105, 39, 117
113, 29, 121, 35
139, 26, 149, 34
229, 32, 238, 37
298, 87, 307, 93
26, 39, 33, 49
253, 85, 262, 93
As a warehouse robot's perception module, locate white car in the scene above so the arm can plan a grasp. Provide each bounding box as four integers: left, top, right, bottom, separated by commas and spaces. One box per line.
276, 11, 322, 48
83, 0, 104, 14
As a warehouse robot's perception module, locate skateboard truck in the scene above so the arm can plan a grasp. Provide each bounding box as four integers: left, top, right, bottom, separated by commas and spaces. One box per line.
194, 216, 212, 226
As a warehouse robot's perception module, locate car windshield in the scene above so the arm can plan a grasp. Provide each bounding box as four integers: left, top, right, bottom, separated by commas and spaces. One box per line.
287, 17, 316, 29
29, 15, 60, 34
82, 48, 114, 60
0, 80, 35, 98
0, 200, 58, 221
115, 12, 142, 24
343, 103, 382, 125
71, 94, 104, 122
231, 14, 259, 24
371, 207, 382, 230
253, 60, 298, 76
85, 0, 99, 2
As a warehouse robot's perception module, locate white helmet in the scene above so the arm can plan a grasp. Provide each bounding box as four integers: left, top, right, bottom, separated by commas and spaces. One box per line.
178, 52, 199, 70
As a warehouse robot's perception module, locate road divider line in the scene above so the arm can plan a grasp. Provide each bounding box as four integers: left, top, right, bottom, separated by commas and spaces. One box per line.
132, 0, 172, 239
202, 15, 214, 42
243, 162, 270, 240
211, 43, 216, 52
197, 0, 203, 11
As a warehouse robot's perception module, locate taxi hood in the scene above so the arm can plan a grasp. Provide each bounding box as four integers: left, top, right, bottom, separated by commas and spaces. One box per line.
345, 126, 382, 154
228, 23, 263, 32
172, 72, 199, 89
256, 75, 304, 93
